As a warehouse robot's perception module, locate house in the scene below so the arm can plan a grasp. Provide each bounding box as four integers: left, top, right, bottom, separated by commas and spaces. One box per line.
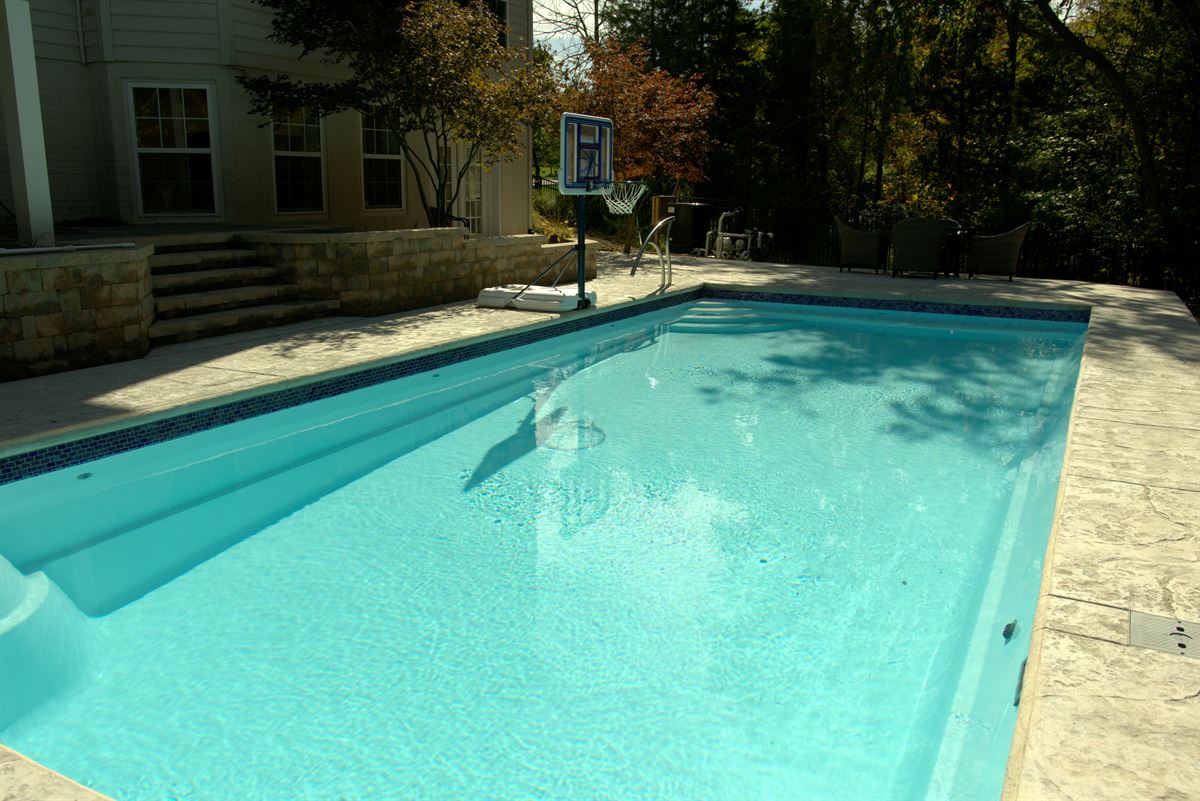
0, 0, 593, 381
0, 0, 535, 243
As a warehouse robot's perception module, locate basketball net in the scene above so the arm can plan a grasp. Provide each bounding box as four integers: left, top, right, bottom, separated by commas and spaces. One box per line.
601, 181, 647, 215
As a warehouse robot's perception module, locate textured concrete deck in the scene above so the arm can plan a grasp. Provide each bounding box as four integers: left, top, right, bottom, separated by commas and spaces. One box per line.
1, 253, 1197, 801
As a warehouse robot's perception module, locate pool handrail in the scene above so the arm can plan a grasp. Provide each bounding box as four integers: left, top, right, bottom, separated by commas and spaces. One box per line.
631, 215, 675, 288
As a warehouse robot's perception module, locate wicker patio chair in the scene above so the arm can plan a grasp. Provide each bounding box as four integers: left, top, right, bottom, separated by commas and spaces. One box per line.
835, 216, 886, 273
891, 217, 961, 277
967, 222, 1031, 281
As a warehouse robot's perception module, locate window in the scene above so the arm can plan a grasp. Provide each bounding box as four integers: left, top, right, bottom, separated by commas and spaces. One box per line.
488, 0, 507, 46
273, 108, 324, 212
437, 145, 455, 224
131, 86, 216, 214
362, 115, 404, 209
461, 149, 484, 234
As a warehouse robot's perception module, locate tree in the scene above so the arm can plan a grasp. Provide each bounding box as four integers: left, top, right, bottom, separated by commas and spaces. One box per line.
574, 39, 715, 185
606, 0, 763, 200
238, 0, 554, 227
529, 44, 563, 187
571, 38, 715, 248
534, 0, 612, 76
1011, 0, 1200, 289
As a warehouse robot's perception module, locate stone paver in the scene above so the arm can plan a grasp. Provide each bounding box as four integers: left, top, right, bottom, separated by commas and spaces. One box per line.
0, 253, 1197, 801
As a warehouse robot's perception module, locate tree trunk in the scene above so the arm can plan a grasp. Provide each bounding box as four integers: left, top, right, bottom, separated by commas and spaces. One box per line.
1031, 0, 1164, 222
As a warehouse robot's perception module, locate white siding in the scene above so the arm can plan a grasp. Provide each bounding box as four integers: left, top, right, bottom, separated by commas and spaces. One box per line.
109, 0, 220, 63
230, 0, 346, 78
498, 143, 531, 235
0, 59, 115, 221
5, 0, 534, 229
30, 0, 81, 62
507, 0, 531, 48
80, 0, 104, 63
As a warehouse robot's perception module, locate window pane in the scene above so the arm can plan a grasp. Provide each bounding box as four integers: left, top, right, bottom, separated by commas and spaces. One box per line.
186, 154, 215, 210
364, 157, 403, 208
160, 118, 186, 148
303, 125, 321, 152
183, 89, 207, 119
186, 119, 210, 148
139, 153, 215, 213
275, 155, 323, 211
133, 88, 158, 118
159, 88, 183, 118
136, 119, 161, 148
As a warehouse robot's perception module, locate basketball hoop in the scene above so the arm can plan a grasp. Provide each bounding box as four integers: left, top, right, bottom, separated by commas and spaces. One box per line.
601, 181, 647, 215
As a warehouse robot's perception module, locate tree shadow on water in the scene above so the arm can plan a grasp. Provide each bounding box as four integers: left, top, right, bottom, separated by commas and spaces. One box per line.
690, 328, 1082, 453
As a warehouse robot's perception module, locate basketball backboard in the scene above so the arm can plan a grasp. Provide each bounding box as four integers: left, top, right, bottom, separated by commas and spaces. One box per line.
558, 112, 613, 195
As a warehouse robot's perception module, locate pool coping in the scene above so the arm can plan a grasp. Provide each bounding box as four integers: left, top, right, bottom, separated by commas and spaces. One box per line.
0, 256, 1196, 800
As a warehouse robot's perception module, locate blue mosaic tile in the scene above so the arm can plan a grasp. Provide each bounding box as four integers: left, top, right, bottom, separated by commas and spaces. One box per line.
704, 288, 1091, 323
0, 286, 1087, 485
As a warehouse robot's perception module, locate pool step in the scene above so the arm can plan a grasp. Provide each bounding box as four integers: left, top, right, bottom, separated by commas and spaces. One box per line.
24, 362, 548, 615
0, 556, 89, 730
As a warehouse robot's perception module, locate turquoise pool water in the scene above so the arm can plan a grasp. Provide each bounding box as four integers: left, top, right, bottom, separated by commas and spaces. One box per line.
0, 299, 1085, 800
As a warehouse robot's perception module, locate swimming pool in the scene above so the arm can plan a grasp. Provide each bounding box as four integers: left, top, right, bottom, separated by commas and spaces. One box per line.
0, 295, 1086, 800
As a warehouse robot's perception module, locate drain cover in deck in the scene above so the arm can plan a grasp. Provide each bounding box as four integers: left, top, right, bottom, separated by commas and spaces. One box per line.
1129, 611, 1198, 659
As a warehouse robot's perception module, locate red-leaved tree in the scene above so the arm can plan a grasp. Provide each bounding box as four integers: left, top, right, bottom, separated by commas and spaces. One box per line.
572, 39, 716, 249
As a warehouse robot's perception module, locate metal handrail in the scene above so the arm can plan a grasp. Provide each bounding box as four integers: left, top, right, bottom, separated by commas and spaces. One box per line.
631, 216, 675, 287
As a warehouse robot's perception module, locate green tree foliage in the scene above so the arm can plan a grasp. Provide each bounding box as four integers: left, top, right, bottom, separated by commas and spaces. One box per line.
586, 0, 1198, 296
529, 44, 564, 187
571, 38, 717, 249
572, 39, 716, 184
238, 0, 554, 227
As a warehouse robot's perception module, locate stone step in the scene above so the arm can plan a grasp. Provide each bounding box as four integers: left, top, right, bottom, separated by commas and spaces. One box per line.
149, 300, 342, 345
154, 284, 302, 319
153, 266, 280, 296
149, 248, 260, 274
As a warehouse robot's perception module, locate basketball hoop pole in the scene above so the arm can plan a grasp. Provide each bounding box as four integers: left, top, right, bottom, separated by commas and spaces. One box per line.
576, 193, 589, 309
558, 112, 611, 311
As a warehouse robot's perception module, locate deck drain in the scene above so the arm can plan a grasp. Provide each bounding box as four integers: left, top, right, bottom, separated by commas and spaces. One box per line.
1129, 611, 1198, 659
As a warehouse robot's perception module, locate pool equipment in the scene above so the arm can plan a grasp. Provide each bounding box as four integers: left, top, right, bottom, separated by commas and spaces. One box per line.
704, 209, 775, 260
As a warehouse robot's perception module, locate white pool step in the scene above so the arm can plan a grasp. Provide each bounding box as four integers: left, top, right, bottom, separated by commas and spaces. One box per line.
0, 556, 89, 730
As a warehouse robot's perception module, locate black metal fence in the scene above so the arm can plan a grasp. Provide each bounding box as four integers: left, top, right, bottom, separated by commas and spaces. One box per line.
670, 195, 1196, 303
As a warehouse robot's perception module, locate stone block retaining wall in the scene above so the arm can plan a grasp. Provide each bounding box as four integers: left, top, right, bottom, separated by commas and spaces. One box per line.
240, 229, 596, 316
1, 231, 596, 381
0, 246, 154, 381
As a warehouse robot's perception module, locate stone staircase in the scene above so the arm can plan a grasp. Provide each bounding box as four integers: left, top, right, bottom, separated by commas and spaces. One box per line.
148, 241, 340, 345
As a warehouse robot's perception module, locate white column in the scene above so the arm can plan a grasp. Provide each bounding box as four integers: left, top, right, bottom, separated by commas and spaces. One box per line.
0, 0, 54, 246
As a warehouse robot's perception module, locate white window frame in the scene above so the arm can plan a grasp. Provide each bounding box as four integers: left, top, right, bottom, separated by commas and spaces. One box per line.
360, 114, 406, 212
127, 82, 222, 218
270, 108, 327, 215
459, 147, 485, 235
